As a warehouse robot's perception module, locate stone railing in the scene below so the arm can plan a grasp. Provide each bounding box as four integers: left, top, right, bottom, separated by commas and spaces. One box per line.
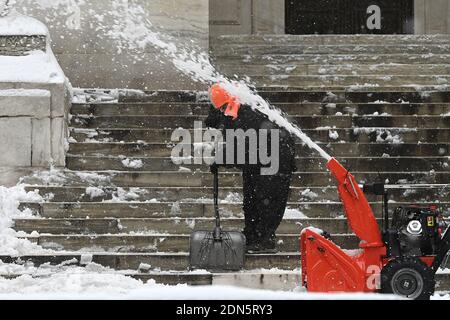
0, 35, 47, 55
0, 14, 71, 186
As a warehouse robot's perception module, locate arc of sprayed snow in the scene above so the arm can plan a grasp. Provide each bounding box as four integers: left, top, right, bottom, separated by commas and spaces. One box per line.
111, 12, 332, 162
220, 82, 333, 161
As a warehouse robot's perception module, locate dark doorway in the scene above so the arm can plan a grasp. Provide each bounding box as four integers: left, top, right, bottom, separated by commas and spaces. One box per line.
286, 0, 414, 34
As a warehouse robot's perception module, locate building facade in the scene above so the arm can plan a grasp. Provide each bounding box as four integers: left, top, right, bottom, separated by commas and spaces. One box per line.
13, 0, 450, 90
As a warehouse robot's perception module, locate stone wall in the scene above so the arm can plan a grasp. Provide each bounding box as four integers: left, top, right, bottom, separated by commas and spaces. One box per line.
209, 0, 284, 38
415, 0, 450, 34
0, 35, 46, 55
210, 0, 450, 36
0, 15, 71, 185
17, 0, 210, 91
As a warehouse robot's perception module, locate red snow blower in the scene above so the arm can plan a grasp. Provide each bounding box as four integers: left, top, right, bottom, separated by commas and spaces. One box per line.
301, 158, 450, 300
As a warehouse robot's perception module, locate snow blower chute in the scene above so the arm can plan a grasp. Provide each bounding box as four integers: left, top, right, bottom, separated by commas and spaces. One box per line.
301, 158, 450, 300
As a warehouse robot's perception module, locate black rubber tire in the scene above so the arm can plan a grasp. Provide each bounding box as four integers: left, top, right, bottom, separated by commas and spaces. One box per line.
380, 257, 435, 300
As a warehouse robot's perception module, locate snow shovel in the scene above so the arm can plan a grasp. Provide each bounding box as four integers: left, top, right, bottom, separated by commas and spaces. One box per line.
189, 165, 246, 271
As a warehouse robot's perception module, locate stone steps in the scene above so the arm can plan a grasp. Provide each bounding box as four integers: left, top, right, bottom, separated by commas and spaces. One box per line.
70, 115, 450, 129
23, 186, 450, 203
214, 44, 450, 56
71, 102, 450, 117
120, 90, 450, 103
249, 75, 450, 87
11, 217, 326, 237
214, 35, 450, 46
218, 64, 450, 76
67, 142, 449, 158
119, 90, 450, 102
0, 270, 300, 289
214, 54, 450, 66
0, 253, 301, 271
65, 156, 450, 173
20, 202, 449, 219
69, 128, 450, 144
1, 251, 449, 278
22, 233, 359, 252
21, 171, 450, 188
8, 33, 450, 290
2, 266, 449, 291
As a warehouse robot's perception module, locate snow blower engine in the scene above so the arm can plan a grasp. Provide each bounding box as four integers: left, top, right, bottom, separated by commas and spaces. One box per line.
300, 158, 450, 300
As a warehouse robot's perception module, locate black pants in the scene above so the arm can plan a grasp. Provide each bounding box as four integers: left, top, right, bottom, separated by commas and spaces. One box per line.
242, 169, 292, 247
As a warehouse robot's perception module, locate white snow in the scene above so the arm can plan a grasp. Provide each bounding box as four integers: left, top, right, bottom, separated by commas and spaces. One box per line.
0, 50, 65, 84
0, 271, 402, 300
121, 158, 144, 169
85, 187, 106, 200
0, 89, 50, 97
0, 2, 448, 300
104, 1, 332, 162
0, 12, 65, 85
0, 13, 48, 36
329, 130, 339, 140
301, 188, 319, 200
284, 208, 308, 219
105, 187, 148, 203
0, 185, 54, 256
0, 258, 402, 300
301, 226, 324, 235
223, 192, 243, 203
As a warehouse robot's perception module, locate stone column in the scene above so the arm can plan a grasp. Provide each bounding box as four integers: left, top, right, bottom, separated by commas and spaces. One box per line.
252, 0, 285, 35
18, 0, 210, 90
415, 0, 450, 34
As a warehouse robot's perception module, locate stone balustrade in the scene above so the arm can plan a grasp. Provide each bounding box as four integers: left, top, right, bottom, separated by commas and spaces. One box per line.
0, 14, 71, 186
0, 35, 46, 55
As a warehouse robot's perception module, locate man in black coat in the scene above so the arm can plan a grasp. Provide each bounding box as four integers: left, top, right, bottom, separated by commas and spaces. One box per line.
205, 84, 297, 253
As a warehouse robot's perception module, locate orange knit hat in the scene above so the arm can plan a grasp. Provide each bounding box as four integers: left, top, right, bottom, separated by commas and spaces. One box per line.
208, 84, 241, 120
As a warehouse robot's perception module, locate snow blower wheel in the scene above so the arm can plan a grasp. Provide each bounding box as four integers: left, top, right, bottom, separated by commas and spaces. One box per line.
380, 257, 435, 300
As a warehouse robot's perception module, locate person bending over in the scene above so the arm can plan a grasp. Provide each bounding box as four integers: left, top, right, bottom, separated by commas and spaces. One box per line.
205, 84, 297, 253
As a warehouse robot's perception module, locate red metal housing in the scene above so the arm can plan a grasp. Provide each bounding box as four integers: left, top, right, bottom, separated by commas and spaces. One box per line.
301, 158, 386, 293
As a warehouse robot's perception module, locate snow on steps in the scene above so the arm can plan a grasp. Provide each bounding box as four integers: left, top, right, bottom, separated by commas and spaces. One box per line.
13, 38, 450, 288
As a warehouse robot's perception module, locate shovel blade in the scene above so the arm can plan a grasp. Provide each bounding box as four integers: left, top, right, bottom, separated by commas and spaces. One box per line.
189, 230, 246, 271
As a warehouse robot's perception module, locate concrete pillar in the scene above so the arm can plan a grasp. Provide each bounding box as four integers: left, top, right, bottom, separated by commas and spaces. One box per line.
210, 0, 285, 37
252, 0, 285, 35
415, 0, 450, 34
0, 14, 70, 185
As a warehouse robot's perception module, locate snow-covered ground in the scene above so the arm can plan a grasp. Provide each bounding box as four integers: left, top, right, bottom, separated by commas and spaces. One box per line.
1, 2, 449, 301
0, 180, 447, 300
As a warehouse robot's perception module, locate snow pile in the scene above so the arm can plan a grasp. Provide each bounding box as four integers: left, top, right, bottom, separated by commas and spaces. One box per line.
0, 12, 48, 35
284, 208, 308, 219
85, 187, 106, 200
72, 89, 119, 104
0, 50, 65, 84
300, 188, 319, 200
121, 158, 144, 169
222, 192, 243, 204
0, 185, 54, 256
105, 188, 149, 203
0, 260, 400, 300
329, 130, 339, 140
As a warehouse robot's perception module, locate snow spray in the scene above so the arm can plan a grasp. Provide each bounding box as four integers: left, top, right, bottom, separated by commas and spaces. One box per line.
101, 2, 333, 161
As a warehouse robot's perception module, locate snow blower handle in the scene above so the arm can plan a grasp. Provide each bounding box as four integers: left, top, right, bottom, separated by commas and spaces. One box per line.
211, 164, 222, 240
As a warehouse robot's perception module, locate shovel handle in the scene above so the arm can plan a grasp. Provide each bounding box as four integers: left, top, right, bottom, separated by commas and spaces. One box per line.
211, 164, 221, 230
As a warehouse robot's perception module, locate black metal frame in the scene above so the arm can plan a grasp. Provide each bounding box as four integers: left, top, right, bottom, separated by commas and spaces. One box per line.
364, 182, 450, 274
285, 0, 414, 34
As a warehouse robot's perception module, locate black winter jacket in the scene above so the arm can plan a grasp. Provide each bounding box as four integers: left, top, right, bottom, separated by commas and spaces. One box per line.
204, 104, 297, 174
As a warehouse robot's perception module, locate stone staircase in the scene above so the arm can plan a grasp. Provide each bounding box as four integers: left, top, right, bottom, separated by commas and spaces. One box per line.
7, 35, 450, 292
